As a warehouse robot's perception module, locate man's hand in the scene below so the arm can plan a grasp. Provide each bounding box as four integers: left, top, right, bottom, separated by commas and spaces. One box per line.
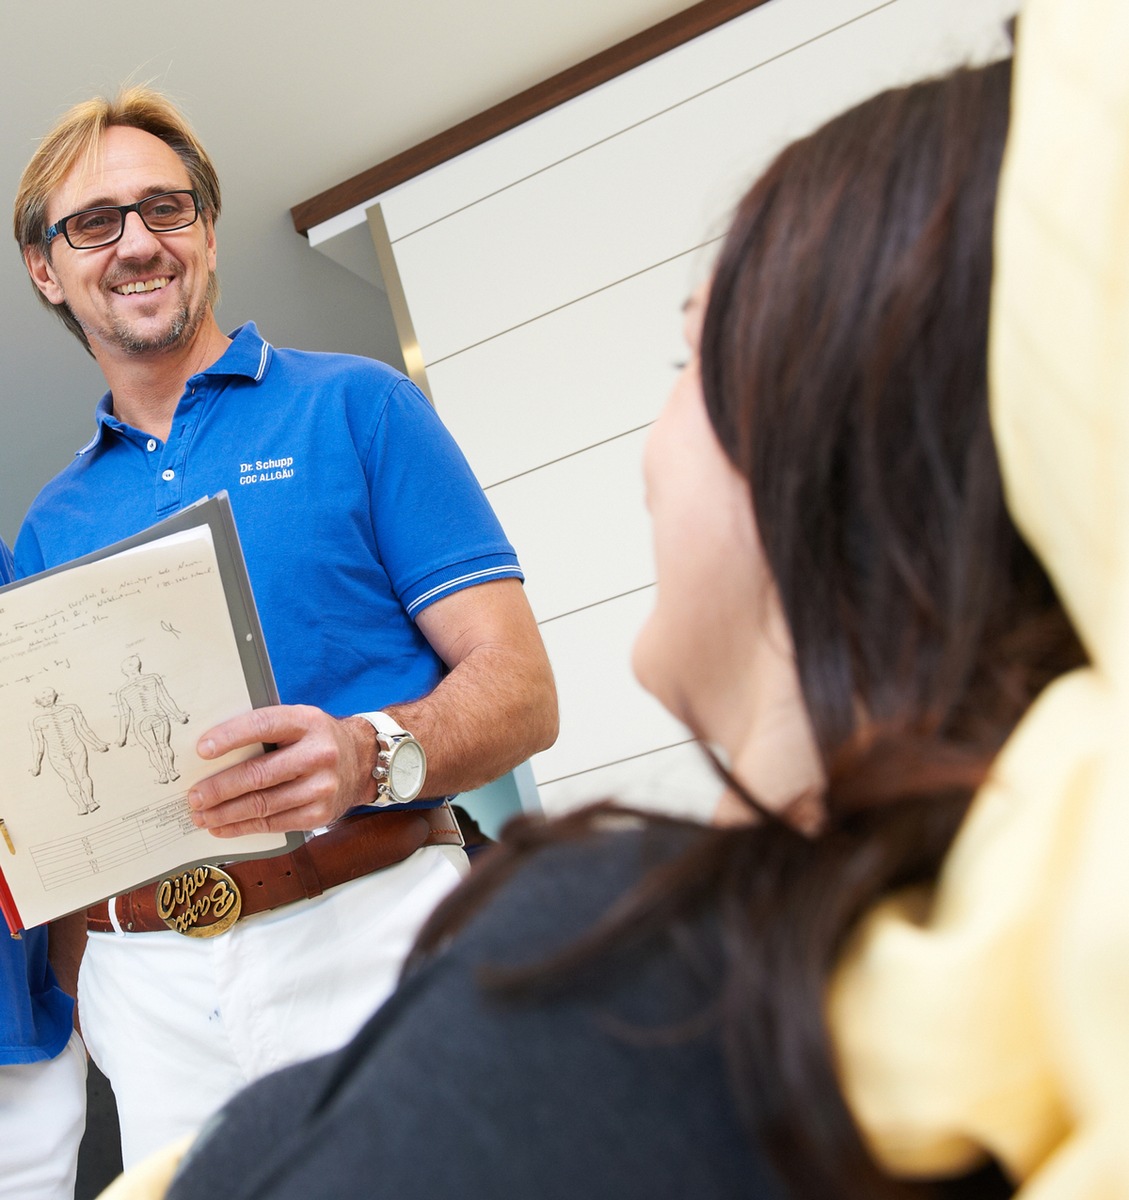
188, 705, 377, 837
188, 578, 558, 836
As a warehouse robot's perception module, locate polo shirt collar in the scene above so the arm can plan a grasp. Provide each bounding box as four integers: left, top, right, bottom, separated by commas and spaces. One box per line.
200, 322, 274, 383
80, 322, 274, 457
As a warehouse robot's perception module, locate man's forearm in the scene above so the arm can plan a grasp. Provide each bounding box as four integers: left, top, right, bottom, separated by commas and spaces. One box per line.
381, 640, 558, 798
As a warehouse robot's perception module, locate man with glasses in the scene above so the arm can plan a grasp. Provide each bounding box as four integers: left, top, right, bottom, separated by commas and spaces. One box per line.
11, 88, 558, 1166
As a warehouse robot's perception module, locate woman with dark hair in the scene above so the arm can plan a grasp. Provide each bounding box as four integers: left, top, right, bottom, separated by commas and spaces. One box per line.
137, 54, 1086, 1200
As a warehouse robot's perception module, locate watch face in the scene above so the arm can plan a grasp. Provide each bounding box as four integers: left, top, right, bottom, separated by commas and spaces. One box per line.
389, 740, 426, 801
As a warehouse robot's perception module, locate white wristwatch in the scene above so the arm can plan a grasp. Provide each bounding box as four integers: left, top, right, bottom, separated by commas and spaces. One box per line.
355, 711, 428, 805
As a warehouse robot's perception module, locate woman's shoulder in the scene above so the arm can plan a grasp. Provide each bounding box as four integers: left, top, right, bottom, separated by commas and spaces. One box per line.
449, 816, 709, 961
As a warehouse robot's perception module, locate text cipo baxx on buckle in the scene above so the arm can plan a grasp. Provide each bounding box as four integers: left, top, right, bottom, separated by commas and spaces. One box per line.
156, 865, 242, 937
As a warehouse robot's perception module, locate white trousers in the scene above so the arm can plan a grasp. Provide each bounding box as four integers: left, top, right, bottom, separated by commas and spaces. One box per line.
79, 844, 466, 1167
0, 1029, 87, 1200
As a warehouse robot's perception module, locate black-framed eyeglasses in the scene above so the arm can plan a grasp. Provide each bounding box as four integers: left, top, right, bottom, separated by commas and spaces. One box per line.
44, 190, 200, 250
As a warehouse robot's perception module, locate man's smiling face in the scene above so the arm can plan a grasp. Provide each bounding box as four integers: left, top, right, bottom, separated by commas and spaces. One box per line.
27, 124, 217, 360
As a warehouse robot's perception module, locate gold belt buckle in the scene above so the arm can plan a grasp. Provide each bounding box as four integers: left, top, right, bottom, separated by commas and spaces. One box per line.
155, 865, 242, 938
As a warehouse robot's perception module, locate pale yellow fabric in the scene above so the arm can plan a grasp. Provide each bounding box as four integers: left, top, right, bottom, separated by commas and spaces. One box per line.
95, 1135, 193, 1200
830, 1, 1129, 1196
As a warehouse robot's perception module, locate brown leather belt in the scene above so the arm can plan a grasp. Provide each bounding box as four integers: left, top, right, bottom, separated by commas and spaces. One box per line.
86, 803, 463, 936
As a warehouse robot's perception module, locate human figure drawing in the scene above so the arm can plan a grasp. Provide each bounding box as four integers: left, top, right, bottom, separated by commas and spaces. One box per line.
115, 655, 189, 784
28, 686, 109, 815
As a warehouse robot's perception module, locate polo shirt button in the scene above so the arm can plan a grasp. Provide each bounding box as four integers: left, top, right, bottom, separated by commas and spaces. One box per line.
146, 439, 157, 452
162, 469, 175, 482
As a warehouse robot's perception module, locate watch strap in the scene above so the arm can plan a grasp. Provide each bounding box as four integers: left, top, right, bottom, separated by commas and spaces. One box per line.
355, 710, 410, 743
355, 711, 427, 803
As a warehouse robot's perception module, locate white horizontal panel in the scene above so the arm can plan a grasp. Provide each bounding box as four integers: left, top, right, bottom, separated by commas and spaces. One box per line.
533, 587, 689, 784
309, 0, 1017, 291
429, 250, 704, 487
489, 429, 653, 624
536, 740, 722, 822
394, 74, 763, 362
395, 0, 1019, 363
376, 0, 883, 240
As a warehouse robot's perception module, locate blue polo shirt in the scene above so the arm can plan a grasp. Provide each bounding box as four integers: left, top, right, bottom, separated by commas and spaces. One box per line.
0, 538, 74, 1063
15, 324, 522, 723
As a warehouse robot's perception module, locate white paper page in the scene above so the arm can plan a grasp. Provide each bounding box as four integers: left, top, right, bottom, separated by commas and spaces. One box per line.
0, 525, 283, 928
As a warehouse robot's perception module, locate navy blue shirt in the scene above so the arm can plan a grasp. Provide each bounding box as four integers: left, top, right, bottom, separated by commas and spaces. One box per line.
168, 828, 780, 1200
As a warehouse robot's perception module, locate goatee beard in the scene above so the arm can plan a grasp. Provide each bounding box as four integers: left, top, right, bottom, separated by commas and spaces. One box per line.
86, 292, 208, 357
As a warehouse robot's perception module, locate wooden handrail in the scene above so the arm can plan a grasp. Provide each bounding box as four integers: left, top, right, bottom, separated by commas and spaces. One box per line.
290, 0, 770, 235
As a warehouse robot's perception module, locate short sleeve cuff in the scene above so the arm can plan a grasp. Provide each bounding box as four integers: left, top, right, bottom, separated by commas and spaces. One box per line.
402, 554, 524, 619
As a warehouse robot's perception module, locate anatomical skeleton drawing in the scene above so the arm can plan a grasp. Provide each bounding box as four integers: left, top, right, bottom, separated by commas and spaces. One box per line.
115, 655, 190, 784
29, 687, 110, 815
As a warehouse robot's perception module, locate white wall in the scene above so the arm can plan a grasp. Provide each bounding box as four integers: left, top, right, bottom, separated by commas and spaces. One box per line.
311, 0, 1018, 820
